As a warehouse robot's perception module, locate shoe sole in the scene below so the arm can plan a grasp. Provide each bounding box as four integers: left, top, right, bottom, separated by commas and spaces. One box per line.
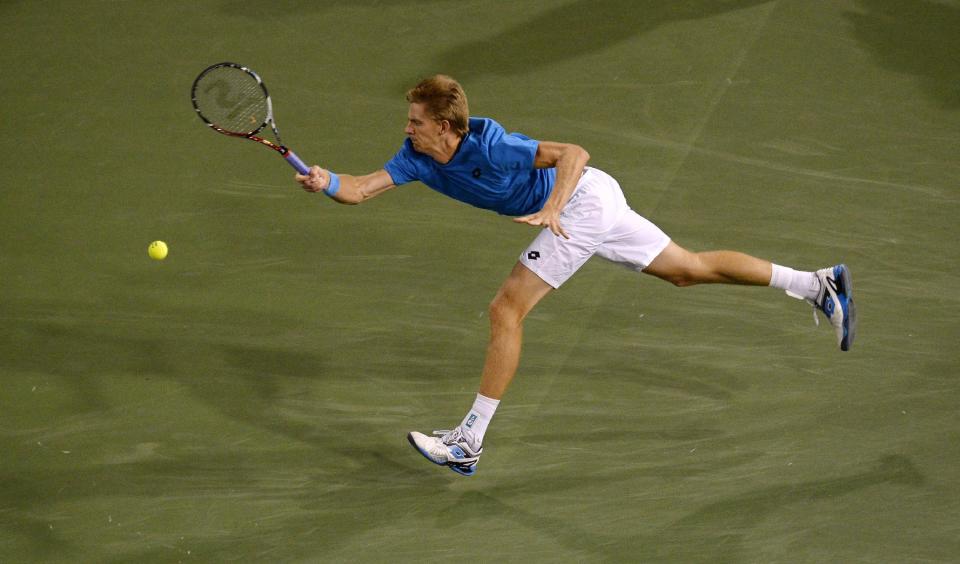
837, 264, 856, 351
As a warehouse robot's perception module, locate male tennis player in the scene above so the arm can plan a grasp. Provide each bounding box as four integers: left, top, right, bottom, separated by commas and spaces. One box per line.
295, 75, 856, 476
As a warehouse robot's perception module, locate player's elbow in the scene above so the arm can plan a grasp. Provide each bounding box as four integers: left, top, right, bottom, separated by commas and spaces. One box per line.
567, 144, 590, 166
332, 177, 370, 205
326, 189, 361, 205
575, 144, 590, 162
342, 172, 393, 205
337, 191, 364, 205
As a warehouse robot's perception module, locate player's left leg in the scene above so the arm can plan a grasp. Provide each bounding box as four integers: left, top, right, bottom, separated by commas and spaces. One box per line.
640, 241, 855, 350
642, 241, 774, 287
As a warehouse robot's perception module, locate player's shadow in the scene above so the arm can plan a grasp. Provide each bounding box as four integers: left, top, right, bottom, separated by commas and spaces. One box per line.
0, 312, 338, 448
414, 0, 773, 87
217, 0, 457, 17
844, 0, 960, 109
440, 454, 923, 561
1, 312, 438, 559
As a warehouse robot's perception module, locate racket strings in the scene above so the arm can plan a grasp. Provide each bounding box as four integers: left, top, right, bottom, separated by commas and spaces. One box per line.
195, 67, 269, 135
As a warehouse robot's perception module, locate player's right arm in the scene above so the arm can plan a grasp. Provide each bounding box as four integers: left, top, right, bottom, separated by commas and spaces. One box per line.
296, 167, 396, 205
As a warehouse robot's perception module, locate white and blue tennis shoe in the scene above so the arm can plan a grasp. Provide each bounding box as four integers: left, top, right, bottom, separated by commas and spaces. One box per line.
813, 264, 856, 351
408, 427, 482, 476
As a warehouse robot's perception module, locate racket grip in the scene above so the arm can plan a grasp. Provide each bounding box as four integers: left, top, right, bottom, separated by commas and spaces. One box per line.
284, 149, 310, 175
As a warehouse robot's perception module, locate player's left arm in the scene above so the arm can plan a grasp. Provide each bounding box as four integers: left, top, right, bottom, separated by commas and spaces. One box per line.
513, 141, 590, 239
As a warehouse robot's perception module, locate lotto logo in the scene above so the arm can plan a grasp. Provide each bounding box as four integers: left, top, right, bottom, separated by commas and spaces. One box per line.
527, 251, 540, 260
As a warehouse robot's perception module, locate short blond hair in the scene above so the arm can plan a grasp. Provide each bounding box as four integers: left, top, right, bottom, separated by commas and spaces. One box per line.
405, 75, 469, 136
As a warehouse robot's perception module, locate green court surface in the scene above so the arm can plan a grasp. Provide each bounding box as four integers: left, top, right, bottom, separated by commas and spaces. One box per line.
2, 1, 959, 562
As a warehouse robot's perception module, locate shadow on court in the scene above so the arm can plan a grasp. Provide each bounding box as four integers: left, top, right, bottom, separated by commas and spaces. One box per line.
441, 455, 923, 561
844, 0, 960, 108
0, 443, 429, 561
0, 313, 334, 446
421, 0, 773, 85
1, 311, 439, 560
216, 0, 456, 18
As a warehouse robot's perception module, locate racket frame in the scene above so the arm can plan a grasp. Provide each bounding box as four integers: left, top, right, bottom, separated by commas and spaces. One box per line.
191, 62, 309, 173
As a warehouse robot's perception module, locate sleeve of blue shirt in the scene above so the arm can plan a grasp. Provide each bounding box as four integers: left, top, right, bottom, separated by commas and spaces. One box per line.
383, 141, 421, 186
485, 121, 539, 172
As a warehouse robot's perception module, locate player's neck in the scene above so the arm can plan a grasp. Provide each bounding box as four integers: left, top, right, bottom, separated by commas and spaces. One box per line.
430, 133, 464, 165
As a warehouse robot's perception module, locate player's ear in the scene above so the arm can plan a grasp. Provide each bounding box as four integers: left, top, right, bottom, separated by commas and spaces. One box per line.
438, 119, 449, 135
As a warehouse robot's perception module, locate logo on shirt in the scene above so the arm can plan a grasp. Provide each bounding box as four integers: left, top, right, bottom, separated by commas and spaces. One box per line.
472, 167, 482, 178
527, 251, 540, 261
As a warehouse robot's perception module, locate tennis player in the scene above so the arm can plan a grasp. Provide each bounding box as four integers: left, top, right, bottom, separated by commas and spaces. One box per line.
295, 75, 856, 476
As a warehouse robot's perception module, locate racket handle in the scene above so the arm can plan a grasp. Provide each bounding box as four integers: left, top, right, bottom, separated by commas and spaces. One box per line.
283, 149, 310, 175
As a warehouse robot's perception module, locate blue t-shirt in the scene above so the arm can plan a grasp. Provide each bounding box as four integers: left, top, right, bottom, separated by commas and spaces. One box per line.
383, 117, 556, 216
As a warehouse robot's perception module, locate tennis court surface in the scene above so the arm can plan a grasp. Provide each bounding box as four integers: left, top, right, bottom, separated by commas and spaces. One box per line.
1, 1, 958, 561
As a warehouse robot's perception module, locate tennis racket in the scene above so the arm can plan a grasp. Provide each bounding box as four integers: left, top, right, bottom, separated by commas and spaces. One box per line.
191, 62, 309, 174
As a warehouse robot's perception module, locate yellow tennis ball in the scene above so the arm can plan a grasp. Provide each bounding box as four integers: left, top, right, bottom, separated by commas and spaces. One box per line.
148, 240, 168, 260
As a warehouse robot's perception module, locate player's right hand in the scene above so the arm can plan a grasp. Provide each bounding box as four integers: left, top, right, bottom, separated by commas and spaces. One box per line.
296, 165, 330, 193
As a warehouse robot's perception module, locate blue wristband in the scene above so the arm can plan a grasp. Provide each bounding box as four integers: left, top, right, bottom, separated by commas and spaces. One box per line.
324, 171, 341, 197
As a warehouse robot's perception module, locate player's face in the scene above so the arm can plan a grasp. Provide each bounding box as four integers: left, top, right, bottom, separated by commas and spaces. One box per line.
405, 102, 444, 153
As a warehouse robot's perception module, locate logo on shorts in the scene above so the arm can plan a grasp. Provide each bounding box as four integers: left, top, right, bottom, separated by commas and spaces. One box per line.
527, 251, 540, 260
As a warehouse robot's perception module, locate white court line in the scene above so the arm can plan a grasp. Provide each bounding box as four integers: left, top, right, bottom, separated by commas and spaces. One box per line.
656, 1, 779, 203
511, 2, 780, 435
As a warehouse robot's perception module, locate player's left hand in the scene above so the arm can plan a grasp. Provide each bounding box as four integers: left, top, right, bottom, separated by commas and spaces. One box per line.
514, 207, 569, 239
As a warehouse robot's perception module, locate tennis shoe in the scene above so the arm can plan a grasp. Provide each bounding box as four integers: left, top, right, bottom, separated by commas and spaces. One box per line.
407, 426, 482, 476
806, 264, 856, 351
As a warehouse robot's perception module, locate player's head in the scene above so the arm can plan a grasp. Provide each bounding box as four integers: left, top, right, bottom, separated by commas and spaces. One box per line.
405, 75, 469, 137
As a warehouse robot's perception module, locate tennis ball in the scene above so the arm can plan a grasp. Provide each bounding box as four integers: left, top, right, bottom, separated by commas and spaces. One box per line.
148, 240, 168, 261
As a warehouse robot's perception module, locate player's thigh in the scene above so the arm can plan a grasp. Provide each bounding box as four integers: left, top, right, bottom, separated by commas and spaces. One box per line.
518, 227, 598, 289
491, 261, 555, 322
519, 168, 624, 288
641, 241, 703, 284
594, 211, 672, 273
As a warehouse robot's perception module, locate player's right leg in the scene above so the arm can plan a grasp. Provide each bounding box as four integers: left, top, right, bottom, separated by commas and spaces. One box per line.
478, 262, 554, 399
408, 168, 616, 475
408, 428, 484, 476
408, 262, 553, 476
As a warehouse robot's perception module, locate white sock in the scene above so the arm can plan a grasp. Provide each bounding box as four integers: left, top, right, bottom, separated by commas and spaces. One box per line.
769, 264, 820, 301
460, 393, 499, 448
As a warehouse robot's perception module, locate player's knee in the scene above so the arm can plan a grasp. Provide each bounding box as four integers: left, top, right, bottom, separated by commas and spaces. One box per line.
658, 264, 705, 287
648, 245, 707, 287
488, 294, 524, 329
660, 272, 696, 287
666, 254, 714, 287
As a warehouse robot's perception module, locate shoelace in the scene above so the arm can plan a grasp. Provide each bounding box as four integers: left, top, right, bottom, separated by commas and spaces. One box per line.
786, 273, 825, 329
786, 290, 820, 326
432, 429, 458, 443
433, 428, 481, 455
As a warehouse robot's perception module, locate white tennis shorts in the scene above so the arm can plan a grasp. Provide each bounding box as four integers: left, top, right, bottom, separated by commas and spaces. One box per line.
519, 167, 671, 288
